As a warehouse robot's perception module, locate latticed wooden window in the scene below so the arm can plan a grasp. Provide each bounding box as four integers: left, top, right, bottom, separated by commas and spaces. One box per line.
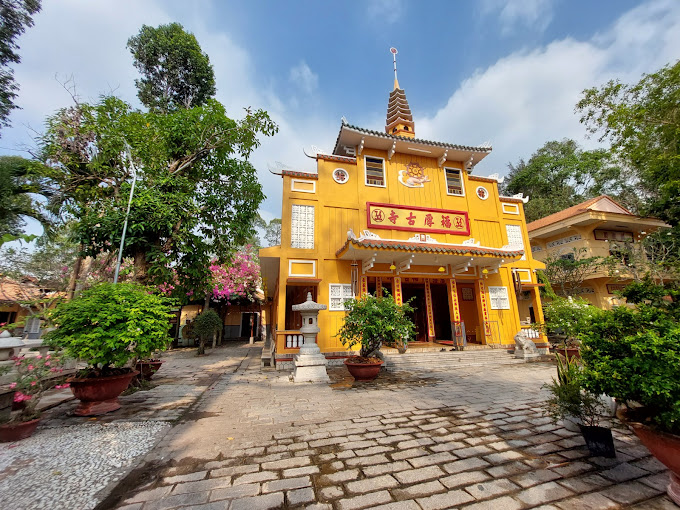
365, 157, 385, 186
291, 204, 314, 249
445, 168, 463, 196
506, 224, 526, 260
329, 284, 354, 311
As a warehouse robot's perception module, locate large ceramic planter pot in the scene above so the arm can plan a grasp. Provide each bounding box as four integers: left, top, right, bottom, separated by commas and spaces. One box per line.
618, 407, 680, 505
135, 360, 163, 381
0, 417, 40, 442
555, 347, 581, 360
344, 359, 384, 381
67, 371, 138, 416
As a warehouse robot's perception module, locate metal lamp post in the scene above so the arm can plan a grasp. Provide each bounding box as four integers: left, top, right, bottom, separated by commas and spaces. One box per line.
113, 146, 138, 284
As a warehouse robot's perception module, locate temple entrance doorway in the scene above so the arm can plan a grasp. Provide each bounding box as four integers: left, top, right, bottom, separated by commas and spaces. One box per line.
430, 283, 452, 341
457, 282, 481, 344
402, 283, 428, 342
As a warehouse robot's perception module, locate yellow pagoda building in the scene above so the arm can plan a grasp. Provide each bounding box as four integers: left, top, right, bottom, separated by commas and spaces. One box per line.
260, 65, 546, 369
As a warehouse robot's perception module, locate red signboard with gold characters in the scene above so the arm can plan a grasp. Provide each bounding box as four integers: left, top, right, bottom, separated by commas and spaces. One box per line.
366, 202, 470, 236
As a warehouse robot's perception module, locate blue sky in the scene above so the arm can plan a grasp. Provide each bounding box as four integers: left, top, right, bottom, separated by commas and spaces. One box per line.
2, 0, 679, 233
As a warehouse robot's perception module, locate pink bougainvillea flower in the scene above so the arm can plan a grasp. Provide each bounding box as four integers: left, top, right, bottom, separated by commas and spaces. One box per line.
8, 382, 16, 389
30, 381, 37, 386
27, 365, 34, 371
36, 355, 42, 359
44, 361, 50, 366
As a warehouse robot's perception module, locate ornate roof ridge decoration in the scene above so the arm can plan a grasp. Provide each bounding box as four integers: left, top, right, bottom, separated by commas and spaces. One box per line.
317, 154, 357, 164
281, 169, 319, 180
332, 123, 493, 156
336, 236, 525, 258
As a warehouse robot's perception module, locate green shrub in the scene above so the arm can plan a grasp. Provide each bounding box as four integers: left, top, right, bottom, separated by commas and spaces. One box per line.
45, 282, 174, 376
193, 308, 222, 355
543, 296, 601, 346
337, 291, 415, 359
580, 302, 680, 434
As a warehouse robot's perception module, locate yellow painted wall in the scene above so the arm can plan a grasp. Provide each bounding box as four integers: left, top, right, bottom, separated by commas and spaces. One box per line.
269, 146, 545, 354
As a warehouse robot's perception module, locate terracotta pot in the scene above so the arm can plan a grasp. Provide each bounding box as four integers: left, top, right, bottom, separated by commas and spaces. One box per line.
618, 407, 680, 505
67, 371, 138, 416
0, 417, 40, 442
555, 347, 581, 360
135, 361, 163, 381
344, 359, 384, 381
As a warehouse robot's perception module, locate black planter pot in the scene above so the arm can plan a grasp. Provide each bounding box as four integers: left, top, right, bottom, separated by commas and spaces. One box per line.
579, 424, 616, 458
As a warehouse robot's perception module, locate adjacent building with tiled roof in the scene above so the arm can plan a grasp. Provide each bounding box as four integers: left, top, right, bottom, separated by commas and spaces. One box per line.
260, 55, 547, 368
527, 196, 669, 308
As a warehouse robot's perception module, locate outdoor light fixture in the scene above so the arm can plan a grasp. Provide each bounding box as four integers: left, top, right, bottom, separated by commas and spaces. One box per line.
482, 268, 489, 278
390, 263, 396, 270
438, 266, 445, 272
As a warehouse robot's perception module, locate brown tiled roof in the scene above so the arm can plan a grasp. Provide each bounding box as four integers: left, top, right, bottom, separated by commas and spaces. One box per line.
332, 123, 493, 156
281, 169, 318, 180
526, 195, 630, 232
336, 238, 524, 258
0, 277, 42, 303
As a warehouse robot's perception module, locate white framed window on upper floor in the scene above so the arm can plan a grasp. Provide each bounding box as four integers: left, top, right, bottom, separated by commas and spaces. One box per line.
364, 156, 386, 187
444, 167, 464, 196
291, 204, 314, 249
329, 283, 354, 311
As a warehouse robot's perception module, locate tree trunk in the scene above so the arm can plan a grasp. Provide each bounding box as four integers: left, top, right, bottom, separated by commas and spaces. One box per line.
134, 251, 149, 282
198, 337, 205, 355
211, 332, 217, 350
67, 252, 83, 300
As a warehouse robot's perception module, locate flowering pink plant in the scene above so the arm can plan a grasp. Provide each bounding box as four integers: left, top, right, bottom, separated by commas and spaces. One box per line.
210, 247, 261, 302
5, 354, 67, 423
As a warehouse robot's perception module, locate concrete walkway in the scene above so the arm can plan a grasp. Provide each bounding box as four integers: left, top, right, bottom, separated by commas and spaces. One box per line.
110, 344, 674, 510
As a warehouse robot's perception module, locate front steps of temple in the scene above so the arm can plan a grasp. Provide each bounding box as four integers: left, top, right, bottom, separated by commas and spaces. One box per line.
384, 348, 527, 371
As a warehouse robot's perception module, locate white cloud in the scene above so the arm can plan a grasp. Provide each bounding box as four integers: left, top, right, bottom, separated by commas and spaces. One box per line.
289, 61, 319, 95
419, 0, 680, 177
480, 0, 555, 35
366, 0, 405, 25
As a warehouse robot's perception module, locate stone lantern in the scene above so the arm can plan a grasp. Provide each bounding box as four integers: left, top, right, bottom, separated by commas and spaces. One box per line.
291, 292, 329, 383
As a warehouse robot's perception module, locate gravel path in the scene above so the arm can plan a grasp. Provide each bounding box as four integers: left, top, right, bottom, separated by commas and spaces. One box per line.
0, 421, 170, 510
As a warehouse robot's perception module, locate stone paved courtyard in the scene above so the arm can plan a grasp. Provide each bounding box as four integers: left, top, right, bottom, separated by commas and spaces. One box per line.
114, 344, 673, 510
0, 342, 675, 509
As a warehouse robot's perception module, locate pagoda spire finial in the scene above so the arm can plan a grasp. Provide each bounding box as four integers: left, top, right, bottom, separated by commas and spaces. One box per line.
390, 47, 399, 90
385, 47, 415, 137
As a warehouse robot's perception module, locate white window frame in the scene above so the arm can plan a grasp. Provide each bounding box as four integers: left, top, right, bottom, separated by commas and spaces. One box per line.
329, 283, 354, 311
290, 204, 315, 249
444, 167, 465, 196
288, 259, 316, 278
291, 179, 316, 194
488, 286, 510, 310
364, 156, 386, 188
502, 203, 520, 215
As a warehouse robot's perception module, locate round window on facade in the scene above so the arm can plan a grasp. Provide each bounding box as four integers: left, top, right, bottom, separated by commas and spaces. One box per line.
476, 186, 489, 200
333, 168, 349, 184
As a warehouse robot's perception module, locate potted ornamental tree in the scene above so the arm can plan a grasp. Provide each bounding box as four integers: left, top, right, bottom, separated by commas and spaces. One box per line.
543, 296, 599, 359
337, 292, 414, 381
193, 309, 222, 356
580, 279, 680, 505
45, 282, 174, 416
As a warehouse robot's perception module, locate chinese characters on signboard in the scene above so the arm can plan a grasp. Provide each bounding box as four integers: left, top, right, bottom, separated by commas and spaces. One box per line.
367, 203, 469, 236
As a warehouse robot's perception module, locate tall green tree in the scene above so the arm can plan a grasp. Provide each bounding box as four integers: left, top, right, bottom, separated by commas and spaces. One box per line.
127, 23, 216, 112
0, 155, 53, 237
41, 96, 277, 300
501, 139, 640, 223
0, 0, 41, 130
576, 60, 680, 227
